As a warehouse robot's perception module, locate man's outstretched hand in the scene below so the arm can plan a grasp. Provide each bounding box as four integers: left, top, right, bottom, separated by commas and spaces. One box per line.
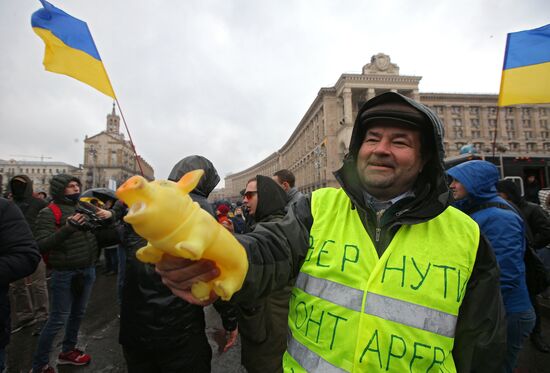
156, 254, 220, 306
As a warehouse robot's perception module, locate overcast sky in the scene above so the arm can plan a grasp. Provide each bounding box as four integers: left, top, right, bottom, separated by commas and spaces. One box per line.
1, 0, 549, 187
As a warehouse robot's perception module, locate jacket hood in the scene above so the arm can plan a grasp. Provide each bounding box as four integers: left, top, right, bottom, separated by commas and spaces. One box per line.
496, 179, 522, 205
9, 174, 34, 200
334, 92, 449, 217
255, 175, 287, 222
168, 155, 220, 198
49, 174, 81, 204
447, 160, 499, 201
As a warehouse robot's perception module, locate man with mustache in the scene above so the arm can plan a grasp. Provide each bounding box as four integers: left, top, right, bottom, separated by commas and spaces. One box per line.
156, 92, 506, 372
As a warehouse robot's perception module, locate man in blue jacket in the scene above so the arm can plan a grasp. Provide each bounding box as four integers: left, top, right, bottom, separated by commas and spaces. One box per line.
448, 160, 535, 372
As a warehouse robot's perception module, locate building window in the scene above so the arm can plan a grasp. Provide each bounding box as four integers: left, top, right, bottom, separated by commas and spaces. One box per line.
542, 132, 549, 139
509, 143, 519, 151
541, 120, 549, 130
526, 143, 537, 152
524, 131, 533, 139
506, 107, 514, 116
451, 106, 462, 115
489, 129, 496, 138
469, 107, 479, 115
505, 119, 515, 129
434, 106, 444, 115
49, 169, 52, 174
507, 131, 515, 140
522, 108, 531, 118
31, 169, 34, 173
522, 119, 531, 128
472, 130, 481, 138
474, 142, 485, 151
544, 143, 550, 151
489, 119, 497, 128
540, 108, 547, 116
489, 107, 497, 115
453, 127, 464, 138
456, 142, 465, 150
453, 119, 462, 127
471, 119, 480, 128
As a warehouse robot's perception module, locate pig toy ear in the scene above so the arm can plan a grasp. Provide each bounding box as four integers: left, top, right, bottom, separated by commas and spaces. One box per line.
176, 169, 205, 194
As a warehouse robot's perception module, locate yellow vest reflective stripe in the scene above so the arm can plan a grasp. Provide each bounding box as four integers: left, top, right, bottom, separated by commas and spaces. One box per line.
287, 335, 348, 373
364, 292, 457, 338
284, 188, 479, 372
295, 272, 364, 312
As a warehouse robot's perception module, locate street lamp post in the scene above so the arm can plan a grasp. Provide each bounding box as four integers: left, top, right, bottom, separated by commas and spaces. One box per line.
88, 147, 98, 188
313, 145, 325, 190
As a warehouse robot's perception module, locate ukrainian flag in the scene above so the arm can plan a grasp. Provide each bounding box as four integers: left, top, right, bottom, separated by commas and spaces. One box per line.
498, 23, 550, 106
31, 0, 116, 98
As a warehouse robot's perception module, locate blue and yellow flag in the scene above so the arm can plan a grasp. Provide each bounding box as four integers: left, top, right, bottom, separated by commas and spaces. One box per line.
31, 0, 116, 98
498, 23, 550, 106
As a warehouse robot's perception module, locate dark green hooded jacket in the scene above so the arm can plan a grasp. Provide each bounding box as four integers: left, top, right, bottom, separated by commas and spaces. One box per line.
34, 174, 98, 269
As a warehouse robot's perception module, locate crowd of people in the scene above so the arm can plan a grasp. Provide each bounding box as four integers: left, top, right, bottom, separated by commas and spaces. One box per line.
1, 92, 550, 373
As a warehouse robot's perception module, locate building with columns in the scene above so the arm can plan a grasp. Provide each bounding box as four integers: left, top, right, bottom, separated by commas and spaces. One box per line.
0, 159, 83, 197
212, 53, 550, 202
82, 104, 154, 189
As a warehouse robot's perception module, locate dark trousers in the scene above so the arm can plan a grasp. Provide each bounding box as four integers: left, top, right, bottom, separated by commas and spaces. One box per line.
122, 333, 212, 373
529, 289, 543, 334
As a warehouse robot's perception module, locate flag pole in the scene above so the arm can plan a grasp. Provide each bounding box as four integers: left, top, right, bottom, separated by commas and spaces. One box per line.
114, 98, 144, 176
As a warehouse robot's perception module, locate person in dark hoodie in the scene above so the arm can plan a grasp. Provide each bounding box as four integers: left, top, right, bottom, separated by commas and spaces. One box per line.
8, 175, 49, 333
0, 197, 41, 373
448, 160, 535, 372
239, 175, 290, 373
118, 155, 238, 373
157, 92, 506, 372
30, 174, 113, 373
497, 178, 550, 353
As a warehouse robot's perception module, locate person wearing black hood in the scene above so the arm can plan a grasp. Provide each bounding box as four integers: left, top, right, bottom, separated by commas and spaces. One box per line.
0, 197, 41, 373
238, 175, 291, 373
30, 174, 113, 373
497, 179, 550, 353
118, 155, 238, 373
156, 92, 506, 372
8, 175, 49, 334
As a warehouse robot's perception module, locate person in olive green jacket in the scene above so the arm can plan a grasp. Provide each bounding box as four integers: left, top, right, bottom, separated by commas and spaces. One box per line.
30, 174, 113, 373
238, 175, 291, 373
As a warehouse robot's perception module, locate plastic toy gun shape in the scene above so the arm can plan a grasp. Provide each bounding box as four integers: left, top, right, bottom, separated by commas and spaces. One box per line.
115, 170, 248, 301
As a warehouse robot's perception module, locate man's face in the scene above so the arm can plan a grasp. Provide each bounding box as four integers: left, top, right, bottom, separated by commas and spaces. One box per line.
272, 175, 289, 192
356, 124, 426, 200
243, 180, 258, 216
64, 181, 80, 196
449, 179, 468, 201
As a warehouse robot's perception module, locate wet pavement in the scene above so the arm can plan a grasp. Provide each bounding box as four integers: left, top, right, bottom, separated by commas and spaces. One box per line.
6, 270, 550, 372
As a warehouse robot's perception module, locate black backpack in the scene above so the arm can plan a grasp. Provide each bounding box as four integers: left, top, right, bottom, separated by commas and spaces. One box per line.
467, 202, 550, 295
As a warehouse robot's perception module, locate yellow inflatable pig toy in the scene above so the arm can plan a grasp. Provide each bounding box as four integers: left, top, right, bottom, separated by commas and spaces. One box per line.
115, 170, 248, 301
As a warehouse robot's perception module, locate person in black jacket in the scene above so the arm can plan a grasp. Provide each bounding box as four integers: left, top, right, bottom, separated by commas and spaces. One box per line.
118, 155, 238, 373
8, 175, 49, 334
30, 175, 113, 373
0, 198, 41, 372
497, 179, 550, 353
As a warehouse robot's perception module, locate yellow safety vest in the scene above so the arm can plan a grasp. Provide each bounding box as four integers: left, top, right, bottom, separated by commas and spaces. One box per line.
283, 188, 479, 372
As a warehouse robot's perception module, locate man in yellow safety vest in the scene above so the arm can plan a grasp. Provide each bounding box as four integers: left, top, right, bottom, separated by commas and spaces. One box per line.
156, 92, 506, 372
